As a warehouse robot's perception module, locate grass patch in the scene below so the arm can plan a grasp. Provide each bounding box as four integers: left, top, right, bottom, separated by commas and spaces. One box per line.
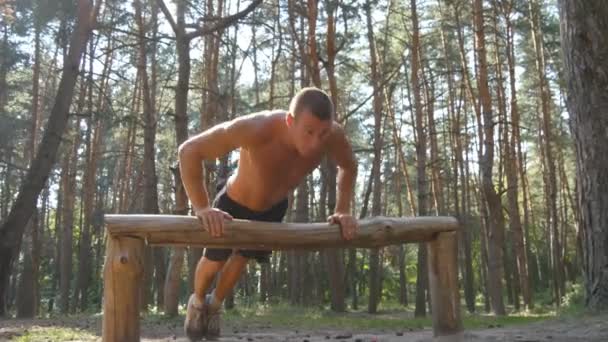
1, 291, 589, 341
13, 326, 97, 342
217, 302, 556, 332
225, 304, 431, 330
136, 295, 583, 334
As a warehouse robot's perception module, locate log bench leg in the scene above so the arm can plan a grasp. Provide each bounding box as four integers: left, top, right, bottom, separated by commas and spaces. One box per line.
102, 235, 145, 342
428, 231, 464, 341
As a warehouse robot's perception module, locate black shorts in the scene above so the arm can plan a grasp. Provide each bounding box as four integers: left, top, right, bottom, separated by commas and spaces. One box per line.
203, 186, 288, 263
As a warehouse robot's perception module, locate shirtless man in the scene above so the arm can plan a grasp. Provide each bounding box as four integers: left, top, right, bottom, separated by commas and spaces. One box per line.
178, 87, 358, 341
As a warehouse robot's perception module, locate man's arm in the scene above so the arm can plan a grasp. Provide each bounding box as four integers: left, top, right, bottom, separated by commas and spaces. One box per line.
328, 124, 358, 213
327, 124, 358, 239
178, 113, 270, 235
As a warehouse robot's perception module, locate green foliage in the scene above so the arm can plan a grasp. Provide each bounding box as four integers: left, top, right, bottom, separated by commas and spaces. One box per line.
560, 280, 586, 315
222, 301, 433, 331
14, 326, 96, 342
219, 300, 555, 331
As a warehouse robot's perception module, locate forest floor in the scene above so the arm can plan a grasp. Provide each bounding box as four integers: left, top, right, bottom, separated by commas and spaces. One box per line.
1, 304, 607, 342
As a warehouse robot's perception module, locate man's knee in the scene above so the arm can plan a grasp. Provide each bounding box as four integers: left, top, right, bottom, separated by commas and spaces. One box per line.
228, 253, 249, 266
196, 256, 226, 277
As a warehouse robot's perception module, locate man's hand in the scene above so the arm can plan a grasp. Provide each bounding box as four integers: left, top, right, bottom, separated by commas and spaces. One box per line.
328, 213, 357, 240
193, 206, 233, 238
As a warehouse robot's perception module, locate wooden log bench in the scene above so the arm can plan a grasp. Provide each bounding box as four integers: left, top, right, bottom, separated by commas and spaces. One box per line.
102, 215, 463, 341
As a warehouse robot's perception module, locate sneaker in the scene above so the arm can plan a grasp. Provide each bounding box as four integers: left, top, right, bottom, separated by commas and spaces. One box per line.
184, 294, 207, 341
205, 294, 221, 340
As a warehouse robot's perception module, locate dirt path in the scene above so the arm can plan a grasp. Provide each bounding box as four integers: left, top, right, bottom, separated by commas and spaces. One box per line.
1, 313, 607, 341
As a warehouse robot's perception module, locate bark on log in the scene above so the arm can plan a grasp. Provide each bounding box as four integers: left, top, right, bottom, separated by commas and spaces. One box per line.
105, 215, 459, 249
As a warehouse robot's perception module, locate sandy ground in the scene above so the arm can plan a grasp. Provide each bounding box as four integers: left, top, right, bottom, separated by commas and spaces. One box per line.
1, 313, 607, 341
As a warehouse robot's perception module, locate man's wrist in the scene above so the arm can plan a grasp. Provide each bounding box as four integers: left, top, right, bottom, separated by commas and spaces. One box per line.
192, 204, 210, 212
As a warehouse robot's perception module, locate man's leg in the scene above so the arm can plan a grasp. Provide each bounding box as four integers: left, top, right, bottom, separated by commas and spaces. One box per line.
212, 253, 248, 304
193, 254, 248, 304
185, 254, 227, 341
194, 257, 226, 302
204, 253, 248, 340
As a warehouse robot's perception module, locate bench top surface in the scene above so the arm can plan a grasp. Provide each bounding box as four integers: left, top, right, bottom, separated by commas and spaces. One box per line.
104, 215, 460, 249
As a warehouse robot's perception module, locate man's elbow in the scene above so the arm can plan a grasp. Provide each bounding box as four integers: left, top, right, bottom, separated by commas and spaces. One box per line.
178, 140, 198, 162
177, 141, 188, 159
341, 160, 358, 178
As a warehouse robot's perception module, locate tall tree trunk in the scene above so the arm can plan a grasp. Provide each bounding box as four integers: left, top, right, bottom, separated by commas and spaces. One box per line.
559, 0, 608, 311
323, 0, 345, 312
65, 44, 91, 315
49, 154, 65, 314
115, 80, 138, 213
163, 169, 187, 316
421, 62, 443, 215
75, 34, 96, 313
135, 0, 163, 311
409, 0, 429, 318
60, 114, 84, 314
460, 103, 475, 313
389, 87, 417, 217
306, 0, 321, 87
16, 215, 37, 317
262, 2, 282, 302
149, 0, 166, 310
352, 169, 373, 310
557, 143, 581, 279
474, 0, 506, 315
452, 7, 485, 311
501, 0, 532, 310
437, 1, 475, 310
305, 0, 335, 310
77, 11, 114, 310
77, 116, 103, 311
394, 150, 408, 306
0, 26, 9, 118
16, 17, 43, 317
529, 0, 564, 305
285, 23, 303, 305
158, 0, 192, 316
365, 0, 385, 314
289, 180, 309, 305
490, 5, 519, 310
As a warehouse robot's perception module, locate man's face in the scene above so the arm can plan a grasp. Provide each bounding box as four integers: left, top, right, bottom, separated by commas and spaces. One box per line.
287, 110, 333, 157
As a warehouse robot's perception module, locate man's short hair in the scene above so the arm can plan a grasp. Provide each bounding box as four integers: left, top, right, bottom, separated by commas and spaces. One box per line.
289, 87, 334, 121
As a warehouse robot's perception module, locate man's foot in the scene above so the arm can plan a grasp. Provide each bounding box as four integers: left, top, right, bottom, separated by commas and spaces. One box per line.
205, 294, 221, 340
184, 294, 207, 341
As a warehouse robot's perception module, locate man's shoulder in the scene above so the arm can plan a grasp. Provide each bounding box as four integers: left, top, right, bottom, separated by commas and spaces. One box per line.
236, 109, 285, 125
257, 109, 287, 125
229, 110, 286, 146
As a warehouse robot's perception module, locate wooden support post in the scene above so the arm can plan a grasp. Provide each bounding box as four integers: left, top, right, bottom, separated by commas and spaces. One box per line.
427, 231, 464, 341
102, 235, 145, 342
